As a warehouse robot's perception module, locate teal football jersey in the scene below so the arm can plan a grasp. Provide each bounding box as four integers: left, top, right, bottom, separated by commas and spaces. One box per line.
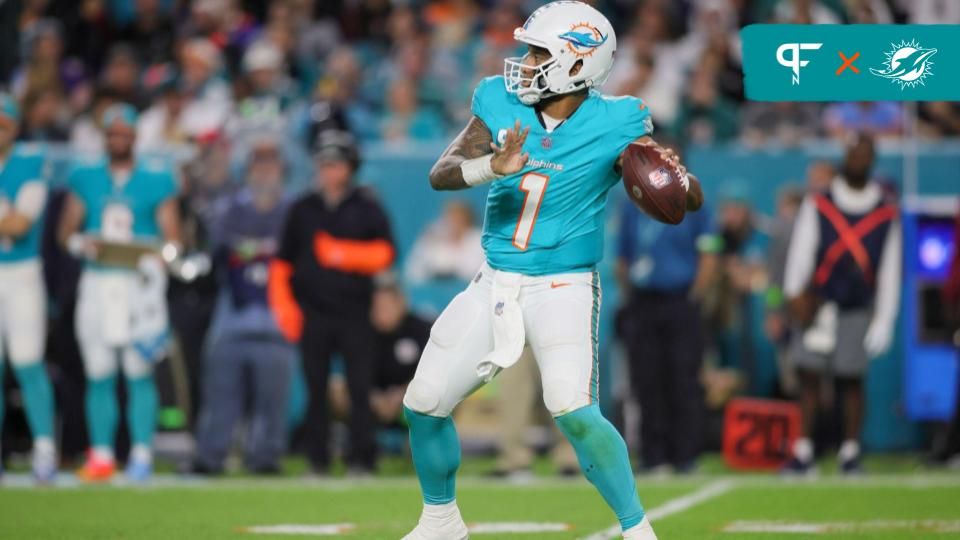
0, 143, 47, 262
68, 156, 177, 243
473, 76, 652, 275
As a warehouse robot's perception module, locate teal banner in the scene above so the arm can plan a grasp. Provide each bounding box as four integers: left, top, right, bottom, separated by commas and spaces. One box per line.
742, 24, 959, 101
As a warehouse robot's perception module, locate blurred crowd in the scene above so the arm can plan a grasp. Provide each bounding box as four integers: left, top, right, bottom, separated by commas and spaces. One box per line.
1, 0, 959, 481
1, 0, 960, 153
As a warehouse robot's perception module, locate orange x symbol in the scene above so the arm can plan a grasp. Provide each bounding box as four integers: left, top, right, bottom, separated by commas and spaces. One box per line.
836, 51, 860, 75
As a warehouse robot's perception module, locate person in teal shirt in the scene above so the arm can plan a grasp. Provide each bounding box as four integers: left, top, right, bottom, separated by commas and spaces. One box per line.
58, 103, 181, 483
0, 93, 57, 483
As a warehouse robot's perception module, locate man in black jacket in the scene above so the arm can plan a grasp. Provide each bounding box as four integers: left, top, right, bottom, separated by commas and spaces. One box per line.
269, 131, 395, 474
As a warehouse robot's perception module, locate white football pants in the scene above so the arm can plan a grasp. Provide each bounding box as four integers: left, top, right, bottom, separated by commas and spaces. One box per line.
0, 259, 46, 365
75, 268, 166, 380
403, 262, 601, 418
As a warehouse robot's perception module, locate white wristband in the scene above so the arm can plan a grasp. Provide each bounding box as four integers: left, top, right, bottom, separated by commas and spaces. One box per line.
460, 154, 503, 186
66, 233, 87, 258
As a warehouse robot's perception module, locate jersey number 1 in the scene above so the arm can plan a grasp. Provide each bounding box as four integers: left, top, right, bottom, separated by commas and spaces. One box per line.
512, 173, 549, 251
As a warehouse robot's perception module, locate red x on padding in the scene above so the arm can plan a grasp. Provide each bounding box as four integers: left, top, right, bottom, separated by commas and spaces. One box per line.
836, 51, 860, 75
813, 194, 896, 287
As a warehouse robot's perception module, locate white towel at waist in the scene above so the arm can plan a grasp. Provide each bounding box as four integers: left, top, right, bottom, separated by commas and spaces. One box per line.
476, 269, 525, 382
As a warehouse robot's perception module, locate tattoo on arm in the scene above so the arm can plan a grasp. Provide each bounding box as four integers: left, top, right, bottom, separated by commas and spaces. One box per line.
428, 116, 493, 191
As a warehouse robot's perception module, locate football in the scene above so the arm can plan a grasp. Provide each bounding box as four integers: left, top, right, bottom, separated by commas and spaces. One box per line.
621, 143, 688, 225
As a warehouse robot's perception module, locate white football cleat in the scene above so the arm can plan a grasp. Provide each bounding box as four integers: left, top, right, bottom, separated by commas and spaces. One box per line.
622, 516, 658, 539
32, 438, 58, 485
402, 501, 469, 540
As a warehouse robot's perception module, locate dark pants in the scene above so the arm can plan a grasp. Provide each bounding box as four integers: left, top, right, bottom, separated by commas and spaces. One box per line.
194, 335, 294, 472
623, 289, 705, 469
942, 350, 960, 458
168, 283, 216, 425
300, 312, 376, 470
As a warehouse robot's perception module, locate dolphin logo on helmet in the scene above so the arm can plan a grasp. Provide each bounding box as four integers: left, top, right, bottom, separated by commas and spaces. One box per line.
559, 26, 608, 57
504, 1, 617, 105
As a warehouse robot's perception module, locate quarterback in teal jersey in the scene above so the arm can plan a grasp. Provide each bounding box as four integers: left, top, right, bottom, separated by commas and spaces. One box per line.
401, 2, 702, 539
0, 94, 57, 483
58, 104, 181, 483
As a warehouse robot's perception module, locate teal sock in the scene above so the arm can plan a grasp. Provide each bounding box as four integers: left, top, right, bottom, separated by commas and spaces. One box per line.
126, 376, 157, 447
85, 375, 118, 448
555, 405, 645, 530
13, 362, 55, 439
286, 359, 308, 433
404, 406, 461, 505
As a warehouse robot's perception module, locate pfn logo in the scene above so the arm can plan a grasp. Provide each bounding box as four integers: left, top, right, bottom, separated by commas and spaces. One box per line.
776, 43, 823, 85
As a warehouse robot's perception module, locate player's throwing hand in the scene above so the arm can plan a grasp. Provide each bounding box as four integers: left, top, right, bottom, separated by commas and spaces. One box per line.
635, 138, 681, 170
490, 119, 530, 175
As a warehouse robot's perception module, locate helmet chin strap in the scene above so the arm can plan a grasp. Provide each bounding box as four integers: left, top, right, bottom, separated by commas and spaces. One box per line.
517, 74, 551, 105
519, 93, 541, 105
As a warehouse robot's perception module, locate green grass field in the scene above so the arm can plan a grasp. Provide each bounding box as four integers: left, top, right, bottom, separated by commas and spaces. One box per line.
2, 458, 960, 539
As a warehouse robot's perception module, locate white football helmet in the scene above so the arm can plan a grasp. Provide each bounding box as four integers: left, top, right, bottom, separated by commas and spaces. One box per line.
504, 1, 617, 105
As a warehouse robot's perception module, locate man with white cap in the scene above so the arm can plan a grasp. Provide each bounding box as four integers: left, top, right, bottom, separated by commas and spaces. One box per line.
232, 40, 299, 136
193, 133, 295, 475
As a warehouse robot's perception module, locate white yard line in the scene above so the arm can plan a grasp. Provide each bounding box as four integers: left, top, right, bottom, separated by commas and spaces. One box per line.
468, 522, 573, 533
579, 479, 737, 540
242, 524, 354, 535
723, 519, 960, 534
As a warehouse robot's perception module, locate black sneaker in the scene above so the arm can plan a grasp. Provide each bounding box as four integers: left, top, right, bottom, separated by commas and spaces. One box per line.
249, 463, 282, 476
345, 465, 375, 479
839, 455, 863, 475
189, 461, 223, 476
781, 456, 816, 477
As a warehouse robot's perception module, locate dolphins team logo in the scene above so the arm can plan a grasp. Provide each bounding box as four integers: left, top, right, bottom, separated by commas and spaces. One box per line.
870, 39, 937, 89
559, 22, 608, 58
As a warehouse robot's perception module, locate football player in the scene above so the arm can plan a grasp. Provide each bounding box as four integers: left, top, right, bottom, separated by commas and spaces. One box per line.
0, 94, 57, 483
58, 104, 181, 482
401, 2, 703, 539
